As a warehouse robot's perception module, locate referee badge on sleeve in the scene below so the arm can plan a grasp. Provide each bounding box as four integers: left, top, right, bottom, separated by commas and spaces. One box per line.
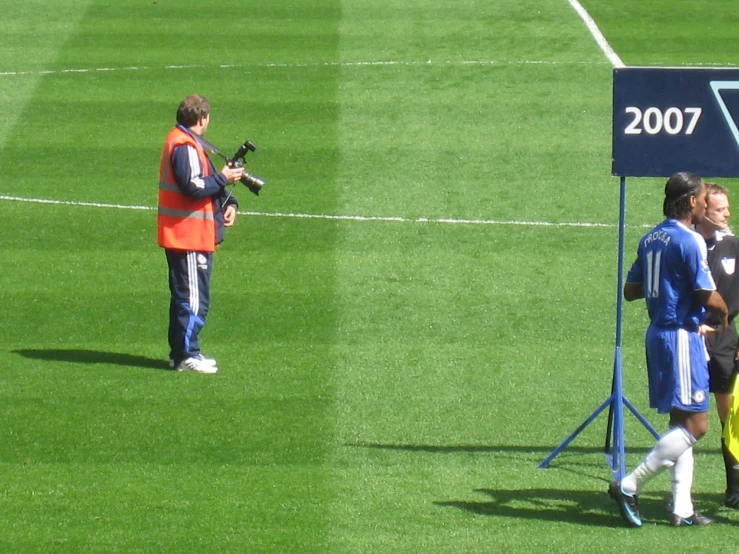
721, 257, 736, 275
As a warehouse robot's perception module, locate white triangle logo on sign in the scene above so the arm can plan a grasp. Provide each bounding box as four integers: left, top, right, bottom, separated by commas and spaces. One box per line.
710, 81, 739, 149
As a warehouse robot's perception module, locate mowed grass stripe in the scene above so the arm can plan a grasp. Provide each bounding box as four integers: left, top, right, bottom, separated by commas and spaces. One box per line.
0, 1, 344, 552
326, 0, 632, 551
0, 1, 94, 148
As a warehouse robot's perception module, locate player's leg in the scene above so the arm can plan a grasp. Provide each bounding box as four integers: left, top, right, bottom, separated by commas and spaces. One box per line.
716, 393, 733, 423
667, 411, 705, 523
664, 330, 712, 525
707, 324, 739, 506
610, 423, 696, 528
719, 385, 739, 507
622, 424, 696, 496
715, 389, 739, 506
609, 327, 673, 527
611, 329, 707, 526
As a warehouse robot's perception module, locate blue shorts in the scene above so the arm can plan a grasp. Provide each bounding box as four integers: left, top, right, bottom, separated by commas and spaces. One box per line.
645, 326, 710, 414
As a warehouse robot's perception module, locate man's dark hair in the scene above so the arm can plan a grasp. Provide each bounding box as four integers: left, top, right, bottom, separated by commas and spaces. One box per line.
663, 171, 704, 219
176, 94, 210, 127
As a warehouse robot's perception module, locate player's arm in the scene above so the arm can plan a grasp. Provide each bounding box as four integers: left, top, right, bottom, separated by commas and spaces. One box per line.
687, 237, 728, 329
624, 255, 644, 301
624, 282, 644, 301
696, 289, 729, 330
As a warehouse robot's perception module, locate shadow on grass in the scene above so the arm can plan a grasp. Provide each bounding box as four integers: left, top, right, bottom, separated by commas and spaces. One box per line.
348, 442, 613, 454
12, 349, 167, 370
435, 489, 728, 527
345, 442, 657, 483
348, 443, 728, 526
436, 488, 619, 526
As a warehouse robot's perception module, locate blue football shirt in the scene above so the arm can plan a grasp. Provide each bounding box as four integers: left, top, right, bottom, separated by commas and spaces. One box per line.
626, 219, 716, 329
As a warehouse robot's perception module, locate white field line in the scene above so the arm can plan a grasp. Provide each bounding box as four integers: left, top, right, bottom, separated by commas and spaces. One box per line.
1, 58, 731, 78
568, 0, 625, 68
0, 4, 626, 77
0, 194, 650, 229
0, 59, 612, 77
2, 58, 730, 78
0, 9, 635, 231
2, 5, 730, 79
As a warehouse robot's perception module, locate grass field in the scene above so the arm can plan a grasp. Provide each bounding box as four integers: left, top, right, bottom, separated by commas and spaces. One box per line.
2, 0, 739, 552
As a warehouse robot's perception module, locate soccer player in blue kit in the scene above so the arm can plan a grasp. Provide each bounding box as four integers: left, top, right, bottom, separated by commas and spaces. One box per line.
610, 172, 729, 527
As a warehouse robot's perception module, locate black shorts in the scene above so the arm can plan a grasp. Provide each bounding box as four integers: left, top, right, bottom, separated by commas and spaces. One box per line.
705, 320, 739, 394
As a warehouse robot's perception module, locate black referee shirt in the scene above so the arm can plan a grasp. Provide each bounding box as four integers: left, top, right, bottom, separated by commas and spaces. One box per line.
706, 229, 739, 322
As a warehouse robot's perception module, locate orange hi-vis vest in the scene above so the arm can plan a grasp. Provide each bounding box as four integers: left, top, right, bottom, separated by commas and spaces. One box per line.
158, 126, 216, 252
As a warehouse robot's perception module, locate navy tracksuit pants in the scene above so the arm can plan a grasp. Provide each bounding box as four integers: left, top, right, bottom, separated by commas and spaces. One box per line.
165, 249, 213, 364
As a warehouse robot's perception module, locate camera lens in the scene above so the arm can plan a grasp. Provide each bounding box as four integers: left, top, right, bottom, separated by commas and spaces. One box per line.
240, 173, 265, 196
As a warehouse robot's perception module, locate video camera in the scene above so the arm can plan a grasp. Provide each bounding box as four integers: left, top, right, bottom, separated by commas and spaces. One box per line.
229, 140, 266, 196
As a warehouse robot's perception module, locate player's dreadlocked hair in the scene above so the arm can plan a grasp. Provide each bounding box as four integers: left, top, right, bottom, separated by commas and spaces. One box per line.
663, 172, 704, 220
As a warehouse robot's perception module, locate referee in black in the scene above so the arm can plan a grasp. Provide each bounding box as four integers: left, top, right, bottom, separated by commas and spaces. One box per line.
695, 182, 739, 508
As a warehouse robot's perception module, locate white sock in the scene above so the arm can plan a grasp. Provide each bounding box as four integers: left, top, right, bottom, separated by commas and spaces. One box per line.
622, 426, 696, 495
670, 447, 694, 518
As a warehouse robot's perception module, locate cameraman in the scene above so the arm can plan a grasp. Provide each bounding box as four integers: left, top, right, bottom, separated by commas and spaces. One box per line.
158, 94, 243, 374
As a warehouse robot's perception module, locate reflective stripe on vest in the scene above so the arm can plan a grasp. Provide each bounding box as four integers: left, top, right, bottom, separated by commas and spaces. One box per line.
158, 206, 215, 220
157, 127, 216, 252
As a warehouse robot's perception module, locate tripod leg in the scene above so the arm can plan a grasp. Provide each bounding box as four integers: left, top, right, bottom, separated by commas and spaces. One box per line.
539, 394, 615, 468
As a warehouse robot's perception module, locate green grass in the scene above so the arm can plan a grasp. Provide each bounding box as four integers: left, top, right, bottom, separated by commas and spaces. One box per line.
3, 0, 739, 552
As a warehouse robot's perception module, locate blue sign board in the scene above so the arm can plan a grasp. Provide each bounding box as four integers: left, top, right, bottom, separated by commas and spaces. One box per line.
612, 67, 739, 177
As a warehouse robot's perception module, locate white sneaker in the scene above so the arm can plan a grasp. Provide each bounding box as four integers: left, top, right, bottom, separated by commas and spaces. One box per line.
176, 356, 219, 374
170, 355, 216, 369
195, 354, 217, 366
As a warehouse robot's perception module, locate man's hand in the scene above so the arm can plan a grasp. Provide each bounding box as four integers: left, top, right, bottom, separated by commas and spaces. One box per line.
698, 324, 716, 336
697, 289, 730, 331
221, 164, 244, 184
224, 204, 237, 227
624, 282, 644, 301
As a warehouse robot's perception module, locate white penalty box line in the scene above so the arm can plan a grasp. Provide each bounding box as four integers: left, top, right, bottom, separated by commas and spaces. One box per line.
0, 194, 641, 229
